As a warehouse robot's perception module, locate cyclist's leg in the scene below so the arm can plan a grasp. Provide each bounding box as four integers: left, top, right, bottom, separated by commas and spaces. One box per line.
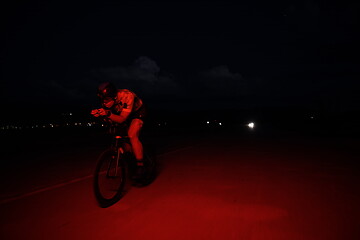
128, 118, 144, 162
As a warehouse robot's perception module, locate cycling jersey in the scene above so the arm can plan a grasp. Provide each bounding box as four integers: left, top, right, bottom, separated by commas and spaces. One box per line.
102, 89, 146, 135
104, 89, 143, 115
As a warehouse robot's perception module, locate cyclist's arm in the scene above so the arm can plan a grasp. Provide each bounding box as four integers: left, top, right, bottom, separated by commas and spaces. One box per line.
108, 111, 130, 124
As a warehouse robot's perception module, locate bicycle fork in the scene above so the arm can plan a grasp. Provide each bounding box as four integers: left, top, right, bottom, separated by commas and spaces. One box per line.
115, 147, 124, 176
106, 147, 124, 178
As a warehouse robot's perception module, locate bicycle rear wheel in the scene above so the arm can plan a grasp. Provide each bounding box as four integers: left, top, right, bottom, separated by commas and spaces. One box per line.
93, 149, 126, 208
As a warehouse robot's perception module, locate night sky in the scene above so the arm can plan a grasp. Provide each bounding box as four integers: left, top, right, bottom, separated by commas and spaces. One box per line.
1, 1, 359, 123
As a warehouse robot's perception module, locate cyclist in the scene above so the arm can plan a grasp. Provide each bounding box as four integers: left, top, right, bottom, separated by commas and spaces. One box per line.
91, 82, 147, 180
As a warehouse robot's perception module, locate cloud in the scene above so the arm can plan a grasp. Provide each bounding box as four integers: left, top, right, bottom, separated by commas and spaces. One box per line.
194, 65, 247, 97
99, 56, 181, 98
199, 65, 242, 80
91, 58, 256, 110
45, 58, 255, 111
134, 56, 160, 75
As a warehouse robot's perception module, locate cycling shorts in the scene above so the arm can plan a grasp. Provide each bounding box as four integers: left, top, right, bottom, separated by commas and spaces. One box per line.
129, 104, 147, 122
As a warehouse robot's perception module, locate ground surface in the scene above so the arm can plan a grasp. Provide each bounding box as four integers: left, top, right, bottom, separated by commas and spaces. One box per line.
0, 127, 359, 239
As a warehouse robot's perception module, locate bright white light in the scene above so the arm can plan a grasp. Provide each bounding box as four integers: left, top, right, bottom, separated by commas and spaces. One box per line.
248, 122, 255, 129
219, 122, 222, 126
206, 121, 210, 124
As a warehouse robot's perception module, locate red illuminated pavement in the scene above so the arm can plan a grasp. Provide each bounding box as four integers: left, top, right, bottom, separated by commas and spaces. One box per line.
0, 134, 359, 240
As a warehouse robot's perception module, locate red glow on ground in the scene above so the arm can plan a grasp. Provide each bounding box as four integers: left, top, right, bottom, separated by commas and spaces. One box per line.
0, 135, 359, 239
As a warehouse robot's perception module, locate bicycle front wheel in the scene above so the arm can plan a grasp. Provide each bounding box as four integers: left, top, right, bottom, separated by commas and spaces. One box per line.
93, 149, 126, 208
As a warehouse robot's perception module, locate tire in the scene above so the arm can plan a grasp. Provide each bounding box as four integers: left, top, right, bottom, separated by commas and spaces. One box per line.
93, 149, 127, 208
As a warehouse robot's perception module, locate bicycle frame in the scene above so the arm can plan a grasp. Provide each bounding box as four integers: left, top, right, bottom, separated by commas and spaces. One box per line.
108, 135, 131, 177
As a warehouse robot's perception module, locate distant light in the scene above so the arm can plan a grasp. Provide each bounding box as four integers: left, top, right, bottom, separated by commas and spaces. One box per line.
248, 122, 255, 129
219, 122, 222, 126
310, 116, 314, 119
69, 113, 72, 116
206, 121, 210, 124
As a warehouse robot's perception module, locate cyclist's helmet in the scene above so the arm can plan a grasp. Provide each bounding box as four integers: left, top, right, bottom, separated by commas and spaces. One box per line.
97, 82, 117, 101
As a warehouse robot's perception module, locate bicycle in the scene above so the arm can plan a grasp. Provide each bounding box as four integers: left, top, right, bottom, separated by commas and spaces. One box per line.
93, 126, 156, 208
